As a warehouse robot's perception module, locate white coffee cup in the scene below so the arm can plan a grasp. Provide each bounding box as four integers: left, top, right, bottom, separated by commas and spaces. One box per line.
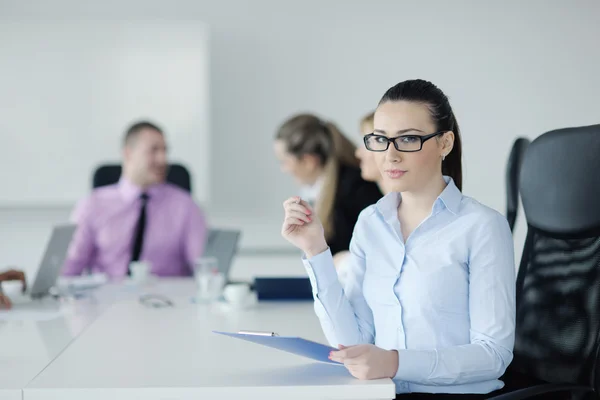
0, 280, 24, 299
223, 283, 251, 307
129, 261, 150, 283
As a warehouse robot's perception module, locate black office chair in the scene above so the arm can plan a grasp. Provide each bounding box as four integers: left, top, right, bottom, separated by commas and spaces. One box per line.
92, 164, 192, 193
506, 137, 530, 232
489, 124, 600, 400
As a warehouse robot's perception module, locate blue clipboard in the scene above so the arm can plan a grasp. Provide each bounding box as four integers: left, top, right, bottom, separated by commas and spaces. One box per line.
213, 330, 342, 365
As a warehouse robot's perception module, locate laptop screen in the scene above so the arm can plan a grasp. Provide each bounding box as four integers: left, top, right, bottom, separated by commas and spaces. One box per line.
203, 229, 241, 280
30, 224, 77, 298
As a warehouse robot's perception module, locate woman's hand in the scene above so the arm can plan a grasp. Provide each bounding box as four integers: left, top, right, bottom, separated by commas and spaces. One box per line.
281, 197, 328, 258
329, 344, 399, 380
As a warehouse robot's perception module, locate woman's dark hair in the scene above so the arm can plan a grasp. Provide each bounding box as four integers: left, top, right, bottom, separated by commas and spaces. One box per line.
378, 79, 462, 191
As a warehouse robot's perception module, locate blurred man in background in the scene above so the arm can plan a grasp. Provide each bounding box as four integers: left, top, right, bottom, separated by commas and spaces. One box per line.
62, 121, 207, 279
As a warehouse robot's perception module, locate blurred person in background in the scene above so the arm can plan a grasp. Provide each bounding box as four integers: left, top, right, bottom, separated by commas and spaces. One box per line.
62, 121, 207, 279
355, 111, 391, 195
335, 111, 394, 283
273, 113, 382, 263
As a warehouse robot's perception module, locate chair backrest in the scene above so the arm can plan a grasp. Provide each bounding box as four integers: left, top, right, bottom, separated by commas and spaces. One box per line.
92, 164, 192, 193
513, 124, 600, 390
506, 137, 530, 232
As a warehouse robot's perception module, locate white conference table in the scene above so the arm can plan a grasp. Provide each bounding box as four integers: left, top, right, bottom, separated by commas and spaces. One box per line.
0, 254, 302, 400
0, 278, 189, 400
0, 298, 103, 400
2, 278, 395, 400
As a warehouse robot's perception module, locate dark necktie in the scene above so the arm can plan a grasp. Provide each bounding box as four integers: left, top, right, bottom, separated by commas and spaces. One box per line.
128, 193, 150, 275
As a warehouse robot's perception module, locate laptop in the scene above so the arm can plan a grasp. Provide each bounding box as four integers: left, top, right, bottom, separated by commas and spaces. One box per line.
203, 228, 241, 282
10, 224, 76, 304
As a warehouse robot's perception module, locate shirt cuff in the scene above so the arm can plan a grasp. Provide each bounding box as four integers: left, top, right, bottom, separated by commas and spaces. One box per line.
394, 348, 435, 382
301, 248, 338, 293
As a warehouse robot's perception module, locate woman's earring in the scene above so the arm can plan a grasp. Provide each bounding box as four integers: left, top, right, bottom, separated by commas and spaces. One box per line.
442, 154, 446, 161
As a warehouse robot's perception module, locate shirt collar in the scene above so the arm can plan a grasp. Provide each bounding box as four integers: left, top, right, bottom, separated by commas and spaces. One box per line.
118, 177, 165, 203
299, 175, 325, 204
435, 176, 462, 215
375, 176, 462, 223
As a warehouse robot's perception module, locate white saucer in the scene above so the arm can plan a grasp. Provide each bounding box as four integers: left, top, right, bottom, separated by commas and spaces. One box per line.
214, 291, 258, 311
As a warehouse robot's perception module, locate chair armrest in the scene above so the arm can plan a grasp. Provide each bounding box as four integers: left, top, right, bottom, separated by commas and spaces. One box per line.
486, 383, 594, 400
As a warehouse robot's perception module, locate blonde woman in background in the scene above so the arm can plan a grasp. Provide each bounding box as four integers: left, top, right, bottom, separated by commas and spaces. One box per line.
273, 114, 382, 261
334, 112, 393, 283
355, 111, 391, 195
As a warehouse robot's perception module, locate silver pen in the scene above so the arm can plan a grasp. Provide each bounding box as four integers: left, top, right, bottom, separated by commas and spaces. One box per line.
238, 330, 279, 337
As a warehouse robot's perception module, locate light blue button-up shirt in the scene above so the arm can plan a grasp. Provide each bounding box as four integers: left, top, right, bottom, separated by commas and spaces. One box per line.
303, 177, 515, 394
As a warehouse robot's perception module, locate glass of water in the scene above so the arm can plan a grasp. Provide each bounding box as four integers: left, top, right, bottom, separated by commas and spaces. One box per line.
194, 257, 224, 303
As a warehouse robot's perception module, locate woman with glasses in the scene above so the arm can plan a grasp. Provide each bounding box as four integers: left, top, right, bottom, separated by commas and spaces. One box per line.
281, 80, 515, 399
273, 114, 382, 259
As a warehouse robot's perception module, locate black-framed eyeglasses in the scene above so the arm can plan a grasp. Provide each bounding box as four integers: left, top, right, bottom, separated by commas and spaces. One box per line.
363, 131, 446, 152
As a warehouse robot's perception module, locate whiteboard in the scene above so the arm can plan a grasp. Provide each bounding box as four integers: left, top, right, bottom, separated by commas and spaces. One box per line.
0, 20, 210, 206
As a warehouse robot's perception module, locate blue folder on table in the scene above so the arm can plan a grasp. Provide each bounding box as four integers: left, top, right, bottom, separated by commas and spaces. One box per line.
213, 330, 342, 365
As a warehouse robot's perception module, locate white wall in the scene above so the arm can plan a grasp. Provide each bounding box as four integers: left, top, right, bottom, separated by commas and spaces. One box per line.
0, 19, 209, 206
1, 0, 599, 279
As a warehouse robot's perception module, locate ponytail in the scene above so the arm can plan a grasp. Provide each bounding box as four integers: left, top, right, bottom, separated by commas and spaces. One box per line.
275, 114, 359, 238
316, 122, 359, 239
441, 113, 462, 191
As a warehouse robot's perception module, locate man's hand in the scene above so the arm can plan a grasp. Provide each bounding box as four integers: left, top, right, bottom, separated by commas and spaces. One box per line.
0, 269, 27, 310
329, 344, 399, 380
0, 269, 27, 290
0, 293, 13, 309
